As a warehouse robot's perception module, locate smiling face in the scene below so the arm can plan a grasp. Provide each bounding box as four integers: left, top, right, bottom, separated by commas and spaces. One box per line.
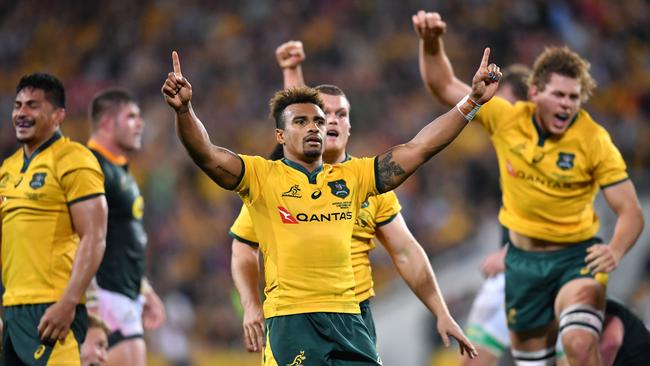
276, 103, 326, 163
12, 87, 64, 151
319, 93, 351, 163
530, 73, 582, 136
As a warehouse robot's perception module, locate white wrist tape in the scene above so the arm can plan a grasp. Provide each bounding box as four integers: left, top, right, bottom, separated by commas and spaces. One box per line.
455, 94, 482, 121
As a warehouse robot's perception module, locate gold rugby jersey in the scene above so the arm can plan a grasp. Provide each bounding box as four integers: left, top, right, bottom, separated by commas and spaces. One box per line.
230, 175, 401, 303
235, 155, 379, 317
0, 131, 104, 305
475, 97, 628, 243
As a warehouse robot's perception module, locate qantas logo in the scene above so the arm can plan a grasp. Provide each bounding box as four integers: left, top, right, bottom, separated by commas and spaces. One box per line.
278, 206, 298, 224
277, 206, 353, 224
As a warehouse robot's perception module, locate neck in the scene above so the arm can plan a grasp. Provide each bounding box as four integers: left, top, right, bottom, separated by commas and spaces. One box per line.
23, 130, 58, 157
91, 132, 127, 157
284, 152, 322, 172
323, 149, 346, 164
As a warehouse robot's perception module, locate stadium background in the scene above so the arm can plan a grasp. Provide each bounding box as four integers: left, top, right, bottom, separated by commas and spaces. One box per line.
1, 0, 648, 365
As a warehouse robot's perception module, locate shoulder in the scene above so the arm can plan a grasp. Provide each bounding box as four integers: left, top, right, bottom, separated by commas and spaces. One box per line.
574, 110, 614, 144
55, 138, 101, 172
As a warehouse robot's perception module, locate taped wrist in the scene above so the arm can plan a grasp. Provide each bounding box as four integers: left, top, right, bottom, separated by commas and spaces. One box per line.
455, 94, 482, 121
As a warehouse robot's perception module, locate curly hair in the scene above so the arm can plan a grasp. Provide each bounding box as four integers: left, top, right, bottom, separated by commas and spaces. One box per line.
529, 46, 596, 102
269, 87, 324, 128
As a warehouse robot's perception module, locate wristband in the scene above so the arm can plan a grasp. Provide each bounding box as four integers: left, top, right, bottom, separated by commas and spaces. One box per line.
456, 95, 482, 121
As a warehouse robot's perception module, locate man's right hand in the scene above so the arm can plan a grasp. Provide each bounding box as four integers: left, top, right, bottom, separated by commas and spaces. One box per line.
162, 51, 193, 112
275, 41, 305, 70
412, 10, 446, 44
242, 302, 265, 352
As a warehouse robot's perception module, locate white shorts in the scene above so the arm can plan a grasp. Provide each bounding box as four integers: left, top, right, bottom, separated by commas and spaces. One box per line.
465, 273, 510, 356
97, 287, 145, 343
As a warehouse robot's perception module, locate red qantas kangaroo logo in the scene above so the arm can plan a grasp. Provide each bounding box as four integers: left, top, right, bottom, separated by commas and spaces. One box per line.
278, 206, 298, 224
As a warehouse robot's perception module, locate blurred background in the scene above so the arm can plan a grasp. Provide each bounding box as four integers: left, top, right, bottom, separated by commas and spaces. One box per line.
1, 0, 649, 365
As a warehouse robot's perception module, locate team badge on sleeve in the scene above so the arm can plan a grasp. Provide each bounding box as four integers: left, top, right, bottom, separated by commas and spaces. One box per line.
328, 179, 350, 198
556, 152, 575, 170
29, 172, 47, 189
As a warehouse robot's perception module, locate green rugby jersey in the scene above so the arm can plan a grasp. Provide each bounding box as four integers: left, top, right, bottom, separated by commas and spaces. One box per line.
89, 139, 146, 299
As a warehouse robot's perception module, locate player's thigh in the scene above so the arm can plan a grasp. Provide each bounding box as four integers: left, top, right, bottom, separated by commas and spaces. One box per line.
554, 277, 606, 315
97, 288, 145, 348
3, 304, 87, 366
106, 338, 146, 366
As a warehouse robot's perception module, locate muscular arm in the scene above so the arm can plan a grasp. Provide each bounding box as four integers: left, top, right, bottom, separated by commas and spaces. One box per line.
38, 195, 108, 343
162, 51, 244, 190
374, 47, 500, 193
276, 41, 307, 89
376, 213, 476, 356
376, 214, 449, 317
414, 10, 471, 106
602, 181, 644, 261
231, 239, 264, 352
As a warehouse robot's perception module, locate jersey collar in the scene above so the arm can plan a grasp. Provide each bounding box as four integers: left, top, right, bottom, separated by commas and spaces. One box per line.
21, 129, 62, 173
281, 158, 323, 184
531, 114, 579, 147
87, 138, 128, 166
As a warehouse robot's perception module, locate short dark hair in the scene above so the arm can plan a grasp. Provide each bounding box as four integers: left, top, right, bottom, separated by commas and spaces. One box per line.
90, 88, 137, 127
314, 84, 346, 97
500, 64, 531, 101
16, 73, 66, 109
268, 143, 284, 160
269, 87, 324, 129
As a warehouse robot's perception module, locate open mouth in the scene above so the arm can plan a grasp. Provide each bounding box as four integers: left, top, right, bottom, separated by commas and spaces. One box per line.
305, 135, 322, 145
15, 119, 35, 131
551, 113, 570, 129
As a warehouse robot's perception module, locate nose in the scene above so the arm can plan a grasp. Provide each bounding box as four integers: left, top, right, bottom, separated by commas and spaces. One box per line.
326, 113, 338, 125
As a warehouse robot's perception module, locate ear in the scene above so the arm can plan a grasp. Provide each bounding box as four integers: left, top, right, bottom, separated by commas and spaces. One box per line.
98, 114, 114, 132
52, 108, 66, 127
528, 85, 539, 101
275, 128, 285, 145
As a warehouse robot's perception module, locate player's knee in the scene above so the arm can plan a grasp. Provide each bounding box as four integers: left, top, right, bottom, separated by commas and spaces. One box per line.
558, 304, 603, 361
511, 348, 556, 366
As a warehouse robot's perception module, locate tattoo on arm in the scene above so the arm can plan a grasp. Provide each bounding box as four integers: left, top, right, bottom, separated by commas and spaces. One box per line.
377, 151, 406, 192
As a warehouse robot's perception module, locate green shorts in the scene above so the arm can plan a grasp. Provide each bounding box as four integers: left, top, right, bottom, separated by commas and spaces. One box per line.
359, 300, 376, 345
263, 312, 381, 366
505, 238, 606, 333
2, 303, 87, 366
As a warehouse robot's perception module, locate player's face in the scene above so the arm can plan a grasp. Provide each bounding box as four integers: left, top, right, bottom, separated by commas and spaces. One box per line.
530, 73, 581, 136
12, 88, 63, 149
277, 103, 326, 162
319, 93, 351, 159
80, 326, 108, 366
113, 102, 144, 152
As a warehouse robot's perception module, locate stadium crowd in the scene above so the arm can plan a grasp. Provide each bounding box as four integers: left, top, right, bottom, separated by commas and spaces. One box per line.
0, 0, 648, 363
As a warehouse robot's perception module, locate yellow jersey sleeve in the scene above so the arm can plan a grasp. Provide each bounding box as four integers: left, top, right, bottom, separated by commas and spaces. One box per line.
474, 96, 516, 135
229, 204, 258, 246
591, 128, 628, 187
374, 190, 401, 226
235, 154, 273, 203
343, 156, 379, 203
57, 144, 104, 203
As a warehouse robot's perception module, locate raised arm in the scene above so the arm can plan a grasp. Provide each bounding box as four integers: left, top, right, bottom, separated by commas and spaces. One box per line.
413, 10, 471, 106
585, 181, 644, 274
276, 41, 306, 89
161, 51, 243, 190
231, 239, 264, 353
38, 196, 107, 344
376, 213, 477, 358
375, 48, 501, 193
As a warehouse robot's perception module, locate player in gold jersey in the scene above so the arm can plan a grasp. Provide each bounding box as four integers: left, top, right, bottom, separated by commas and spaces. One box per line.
162, 49, 500, 364
0, 73, 108, 365
229, 40, 473, 356
413, 10, 644, 366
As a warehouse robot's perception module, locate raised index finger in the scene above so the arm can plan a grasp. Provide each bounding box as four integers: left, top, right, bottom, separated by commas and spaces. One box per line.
172, 51, 182, 77
480, 47, 491, 68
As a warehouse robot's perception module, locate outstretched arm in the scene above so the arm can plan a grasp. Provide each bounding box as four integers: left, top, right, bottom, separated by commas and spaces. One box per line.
413, 10, 471, 107
161, 51, 243, 190
376, 214, 477, 358
375, 48, 501, 193
276, 41, 306, 89
231, 239, 264, 353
